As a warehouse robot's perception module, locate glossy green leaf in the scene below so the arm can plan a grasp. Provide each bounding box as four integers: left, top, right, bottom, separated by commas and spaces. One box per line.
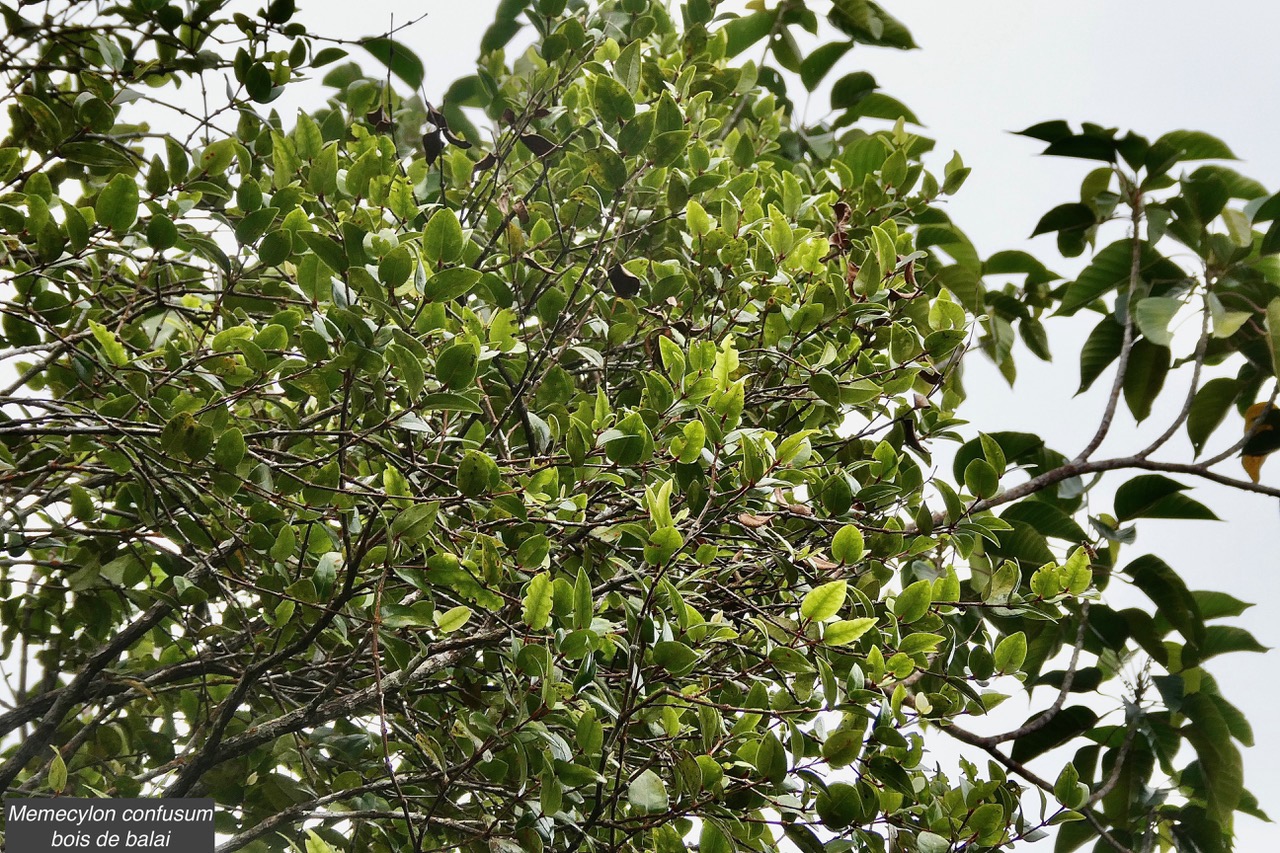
801, 580, 847, 622
894, 579, 932, 623
95, 174, 139, 232
1122, 338, 1170, 423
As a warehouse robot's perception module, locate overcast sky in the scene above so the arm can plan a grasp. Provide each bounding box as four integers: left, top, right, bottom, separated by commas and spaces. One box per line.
296, 0, 1280, 843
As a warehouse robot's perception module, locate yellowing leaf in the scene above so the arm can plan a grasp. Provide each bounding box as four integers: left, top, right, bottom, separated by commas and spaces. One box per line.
801, 580, 847, 622
434, 605, 472, 633
824, 617, 877, 646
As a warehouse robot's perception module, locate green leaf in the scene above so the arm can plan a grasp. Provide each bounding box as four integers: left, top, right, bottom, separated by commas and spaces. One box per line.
434, 605, 471, 633
1182, 692, 1244, 822
425, 268, 482, 302
1043, 135, 1117, 162
829, 0, 917, 49
423, 208, 465, 265
755, 731, 787, 784
644, 526, 684, 565
652, 640, 697, 676
686, 199, 713, 238
952, 432, 1044, 483
815, 782, 862, 829
821, 729, 862, 768
831, 525, 864, 563
1154, 129, 1237, 162
456, 449, 498, 496
993, 632, 1027, 673
801, 580, 847, 622
1115, 475, 1218, 521
360, 37, 425, 89
1058, 240, 1182, 316
1126, 554, 1204, 645
296, 230, 349, 272
414, 393, 482, 414
1000, 502, 1087, 542
47, 747, 67, 794
1054, 763, 1087, 809
68, 484, 95, 521
214, 428, 246, 471
602, 411, 653, 466
17, 94, 63, 141
1186, 377, 1241, 455
869, 754, 915, 795
435, 342, 479, 390
627, 769, 668, 813
613, 40, 642, 94
1133, 296, 1182, 348
1209, 293, 1250, 339
831, 71, 877, 110
722, 10, 777, 58
1266, 297, 1280, 378
964, 458, 998, 499
522, 571, 554, 631
978, 432, 1007, 473
1031, 202, 1094, 237
1122, 338, 1170, 423
1193, 625, 1268, 663
1010, 706, 1098, 763
390, 503, 437, 542
917, 832, 951, 853
699, 821, 734, 853
673, 419, 705, 464
95, 174, 139, 232
894, 579, 932, 623
825, 617, 877, 646
590, 74, 635, 123
800, 42, 853, 91
309, 143, 338, 195
304, 830, 337, 853
88, 320, 129, 366
844, 91, 922, 125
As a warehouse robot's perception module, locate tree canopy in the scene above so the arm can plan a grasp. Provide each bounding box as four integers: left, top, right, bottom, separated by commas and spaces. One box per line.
0, 1, 1275, 852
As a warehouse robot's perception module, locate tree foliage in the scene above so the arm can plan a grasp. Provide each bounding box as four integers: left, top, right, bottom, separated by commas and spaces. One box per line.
0, 1, 1275, 852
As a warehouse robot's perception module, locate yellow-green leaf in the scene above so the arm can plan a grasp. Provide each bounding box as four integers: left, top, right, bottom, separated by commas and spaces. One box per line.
824, 617, 877, 646
801, 580, 847, 622
523, 571, 554, 631
434, 605, 472, 633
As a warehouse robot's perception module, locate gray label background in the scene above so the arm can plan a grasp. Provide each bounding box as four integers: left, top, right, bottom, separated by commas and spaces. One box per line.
3, 798, 214, 852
